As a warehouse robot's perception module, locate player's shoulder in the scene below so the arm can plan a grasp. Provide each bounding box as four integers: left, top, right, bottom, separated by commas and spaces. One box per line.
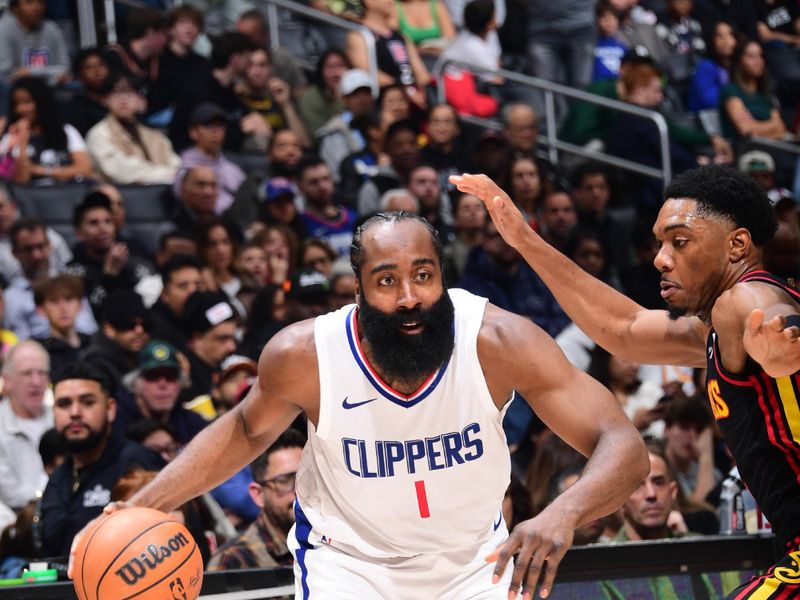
477, 302, 552, 357
259, 318, 318, 370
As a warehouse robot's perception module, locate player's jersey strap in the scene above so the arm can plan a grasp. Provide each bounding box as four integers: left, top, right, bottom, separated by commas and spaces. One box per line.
705, 271, 800, 550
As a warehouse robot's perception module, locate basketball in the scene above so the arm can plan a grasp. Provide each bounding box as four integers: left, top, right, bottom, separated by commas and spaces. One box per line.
72, 507, 203, 600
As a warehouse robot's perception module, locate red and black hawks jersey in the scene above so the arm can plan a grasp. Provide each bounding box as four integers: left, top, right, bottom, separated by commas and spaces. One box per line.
706, 270, 800, 550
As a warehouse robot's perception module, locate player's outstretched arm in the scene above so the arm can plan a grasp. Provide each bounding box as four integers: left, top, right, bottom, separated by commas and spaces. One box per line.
715, 281, 800, 377
451, 173, 708, 367
480, 305, 649, 599
68, 321, 316, 577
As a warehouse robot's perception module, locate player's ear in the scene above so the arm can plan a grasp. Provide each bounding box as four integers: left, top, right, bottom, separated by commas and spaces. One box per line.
729, 227, 751, 263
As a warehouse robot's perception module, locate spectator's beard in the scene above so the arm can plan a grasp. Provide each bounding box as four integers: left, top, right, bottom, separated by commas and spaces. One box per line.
358, 290, 455, 386
60, 421, 109, 453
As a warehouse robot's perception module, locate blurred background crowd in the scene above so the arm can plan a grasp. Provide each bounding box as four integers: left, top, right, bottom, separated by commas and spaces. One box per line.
0, 0, 797, 580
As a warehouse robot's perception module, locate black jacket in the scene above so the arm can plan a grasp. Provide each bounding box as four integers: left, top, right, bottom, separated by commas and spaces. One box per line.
38, 435, 163, 559
66, 243, 153, 319
80, 333, 138, 393
37, 333, 91, 380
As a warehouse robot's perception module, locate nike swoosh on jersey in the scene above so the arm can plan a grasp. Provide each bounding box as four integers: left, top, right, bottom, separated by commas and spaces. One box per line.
342, 396, 378, 409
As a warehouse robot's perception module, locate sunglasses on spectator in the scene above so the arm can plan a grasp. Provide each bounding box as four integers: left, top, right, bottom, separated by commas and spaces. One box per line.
141, 368, 180, 383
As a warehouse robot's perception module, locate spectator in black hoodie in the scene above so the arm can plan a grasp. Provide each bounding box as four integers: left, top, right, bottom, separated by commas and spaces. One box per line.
80, 291, 151, 393
62, 47, 110, 137
148, 254, 204, 352
66, 191, 154, 319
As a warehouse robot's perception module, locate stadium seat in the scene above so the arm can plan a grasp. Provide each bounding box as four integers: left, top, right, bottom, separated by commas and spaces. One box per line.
116, 185, 172, 257
10, 183, 92, 247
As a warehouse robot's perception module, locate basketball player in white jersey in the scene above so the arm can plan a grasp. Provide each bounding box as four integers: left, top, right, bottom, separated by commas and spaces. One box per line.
71, 212, 648, 600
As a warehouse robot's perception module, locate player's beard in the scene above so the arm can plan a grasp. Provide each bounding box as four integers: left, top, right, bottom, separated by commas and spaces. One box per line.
358, 290, 455, 386
60, 420, 110, 453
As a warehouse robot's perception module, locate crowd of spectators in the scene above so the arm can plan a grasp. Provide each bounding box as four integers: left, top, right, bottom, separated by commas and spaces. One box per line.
0, 0, 798, 582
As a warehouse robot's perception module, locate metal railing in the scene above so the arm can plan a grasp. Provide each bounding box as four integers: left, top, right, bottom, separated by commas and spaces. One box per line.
260, 0, 379, 96
749, 135, 800, 157
435, 59, 673, 184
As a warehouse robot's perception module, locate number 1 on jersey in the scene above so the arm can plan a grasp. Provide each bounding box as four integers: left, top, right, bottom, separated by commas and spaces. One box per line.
415, 480, 430, 518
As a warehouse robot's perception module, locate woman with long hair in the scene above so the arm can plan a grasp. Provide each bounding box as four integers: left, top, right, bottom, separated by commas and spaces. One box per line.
505, 156, 544, 219
687, 20, 737, 112
721, 39, 787, 139
299, 48, 351, 136
197, 219, 241, 302
347, 0, 431, 110
0, 76, 93, 184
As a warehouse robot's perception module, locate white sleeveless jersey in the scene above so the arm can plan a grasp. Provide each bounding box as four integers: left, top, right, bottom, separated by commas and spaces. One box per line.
295, 288, 511, 559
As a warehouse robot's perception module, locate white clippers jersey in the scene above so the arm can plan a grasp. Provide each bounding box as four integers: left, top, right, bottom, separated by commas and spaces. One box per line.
295, 288, 511, 559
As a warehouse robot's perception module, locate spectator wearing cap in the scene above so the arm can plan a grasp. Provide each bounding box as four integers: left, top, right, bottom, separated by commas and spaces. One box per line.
5, 217, 97, 340
187, 354, 258, 421
33, 274, 92, 379
227, 129, 304, 232
298, 156, 357, 258
255, 177, 308, 242
148, 254, 204, 352
169, 32, 270, 154
298, 49, 350, 138
176, 102, 245, 215
86, 71, 181, 185
316, 68, 377, 178
181, 291, 238, 403
739, 150, 797, 219
236, 46, 311, 149
66, 191, 154, 318
115, 340, 207, 445
81, 290, 151, 392
284, 268, 331, 323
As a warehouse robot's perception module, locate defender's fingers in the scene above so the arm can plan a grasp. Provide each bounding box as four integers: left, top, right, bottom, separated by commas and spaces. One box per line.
509, 538, 540, 600
536, 552, 563, 599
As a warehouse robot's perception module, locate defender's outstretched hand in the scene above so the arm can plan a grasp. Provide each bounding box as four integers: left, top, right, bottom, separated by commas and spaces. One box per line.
450, 174, 535, 250
486, 510, 576, 599
743, 309, 800, 377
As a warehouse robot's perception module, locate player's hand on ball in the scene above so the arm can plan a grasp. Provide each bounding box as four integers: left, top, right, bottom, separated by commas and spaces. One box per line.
743, 309, 800, 377
67, 501, 129, 579
485, 511, 575, 599
449, 174, 533, 250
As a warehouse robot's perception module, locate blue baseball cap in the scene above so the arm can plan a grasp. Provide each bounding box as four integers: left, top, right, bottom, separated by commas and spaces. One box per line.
262, 177, 295, 203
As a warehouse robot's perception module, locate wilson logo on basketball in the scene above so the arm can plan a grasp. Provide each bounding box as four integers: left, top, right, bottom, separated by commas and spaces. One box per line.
114, 532, 190, 586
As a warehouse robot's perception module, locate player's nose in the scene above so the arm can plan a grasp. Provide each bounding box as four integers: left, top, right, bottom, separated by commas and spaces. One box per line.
653, 247, 673, 272
396, 279, 421, 310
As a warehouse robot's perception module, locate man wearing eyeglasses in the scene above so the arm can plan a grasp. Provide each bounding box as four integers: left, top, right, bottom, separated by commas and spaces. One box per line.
115, 340, 207, 446
209, 428, 303, 571
0, 340, 52, 509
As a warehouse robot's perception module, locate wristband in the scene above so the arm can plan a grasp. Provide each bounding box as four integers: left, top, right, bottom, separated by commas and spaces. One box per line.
785, 315, 800, 329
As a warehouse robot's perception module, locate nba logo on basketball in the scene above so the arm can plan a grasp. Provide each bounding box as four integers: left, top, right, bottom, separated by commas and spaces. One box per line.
170, 577, 187, 600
